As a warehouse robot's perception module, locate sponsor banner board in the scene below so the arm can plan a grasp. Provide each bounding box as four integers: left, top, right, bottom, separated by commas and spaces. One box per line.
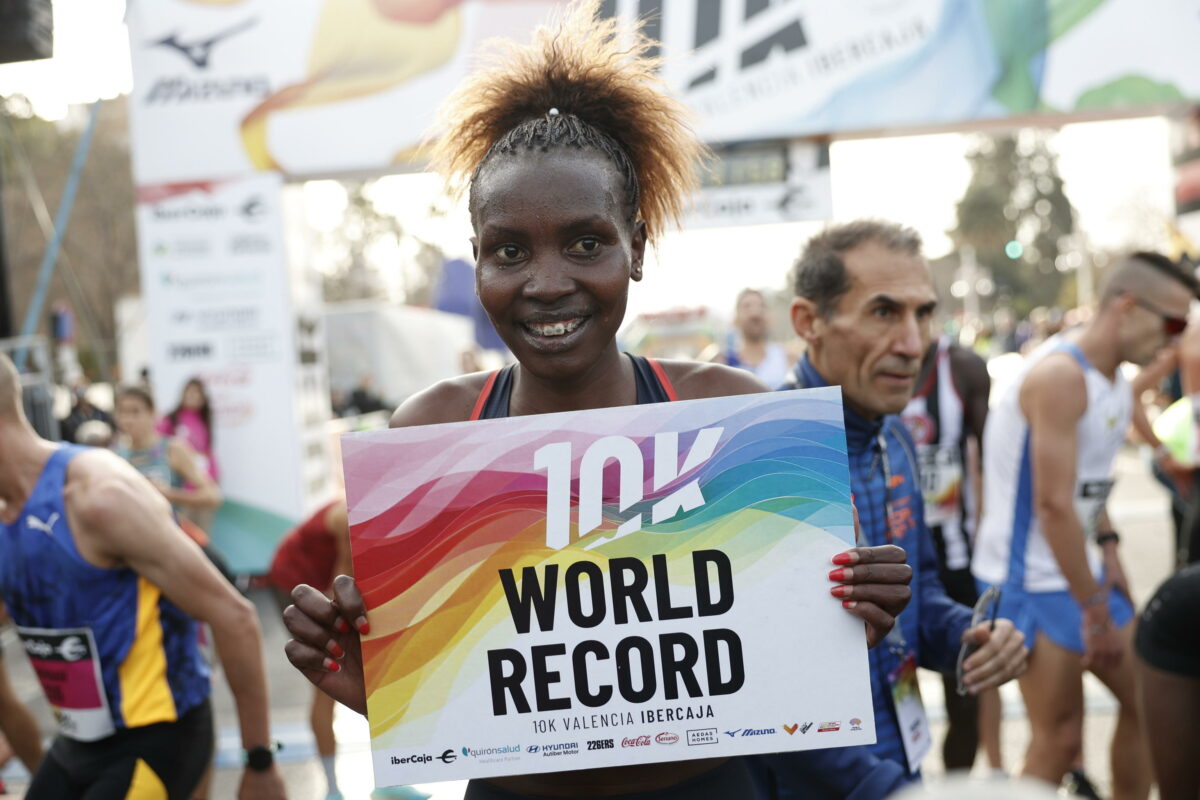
127, 1, 1200, 184
135, 172, 327, 540
343, 387, 875, 786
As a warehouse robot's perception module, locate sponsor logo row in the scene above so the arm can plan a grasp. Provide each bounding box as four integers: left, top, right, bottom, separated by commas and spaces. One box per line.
393, 719, 865, 766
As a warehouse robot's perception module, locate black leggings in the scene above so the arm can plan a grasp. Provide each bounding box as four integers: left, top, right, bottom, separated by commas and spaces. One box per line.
27, 699, 213, 800
1136, 563, 1200, 677
463, 759, 756, 800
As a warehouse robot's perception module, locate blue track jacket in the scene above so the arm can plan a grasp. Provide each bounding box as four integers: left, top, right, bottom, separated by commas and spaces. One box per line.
747, 357, 973, 797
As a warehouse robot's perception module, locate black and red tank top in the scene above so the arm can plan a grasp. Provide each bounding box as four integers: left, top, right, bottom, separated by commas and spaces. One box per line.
470, 354, 678, 420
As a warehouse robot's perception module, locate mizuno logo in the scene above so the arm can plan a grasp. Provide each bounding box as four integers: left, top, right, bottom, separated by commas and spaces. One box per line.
26, 513, 59, 535
152, 18, 257, 69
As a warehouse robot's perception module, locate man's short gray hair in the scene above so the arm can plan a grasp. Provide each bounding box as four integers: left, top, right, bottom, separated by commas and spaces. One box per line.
792, 219, 923, 317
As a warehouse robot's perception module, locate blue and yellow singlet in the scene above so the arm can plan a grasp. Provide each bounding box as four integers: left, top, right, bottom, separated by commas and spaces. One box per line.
0, 445, 210, 741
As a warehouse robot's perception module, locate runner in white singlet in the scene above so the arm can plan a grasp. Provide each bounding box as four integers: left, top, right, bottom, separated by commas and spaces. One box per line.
971, 251, 1196, 798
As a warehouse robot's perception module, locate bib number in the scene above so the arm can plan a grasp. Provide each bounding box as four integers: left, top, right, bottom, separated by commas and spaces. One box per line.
1074, 480, 1114, 538
918, 444, 963, 526
17, 626, 115, 741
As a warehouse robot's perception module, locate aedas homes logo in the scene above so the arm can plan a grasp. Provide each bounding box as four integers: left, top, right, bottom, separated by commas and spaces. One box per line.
144, 18, 270, 105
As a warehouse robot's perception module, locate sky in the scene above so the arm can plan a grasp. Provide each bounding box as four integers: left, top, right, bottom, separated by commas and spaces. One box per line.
0, 0, 1181, 325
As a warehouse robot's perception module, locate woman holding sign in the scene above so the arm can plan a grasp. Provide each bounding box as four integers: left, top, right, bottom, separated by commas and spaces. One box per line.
283, 2, 912, 797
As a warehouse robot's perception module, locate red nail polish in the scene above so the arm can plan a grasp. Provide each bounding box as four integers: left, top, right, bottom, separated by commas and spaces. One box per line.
831, 585, 848, 598
828, 568, 846, 581
357, 618, 370, 635
335, 618, 350, 634
842, 600, 857, 609
324, 657, 341, 672
328, 641, 345, 659
832, 552, 853, 566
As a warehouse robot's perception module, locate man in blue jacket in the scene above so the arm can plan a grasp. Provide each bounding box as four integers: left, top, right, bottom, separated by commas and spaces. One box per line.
751, 221, 1028, 796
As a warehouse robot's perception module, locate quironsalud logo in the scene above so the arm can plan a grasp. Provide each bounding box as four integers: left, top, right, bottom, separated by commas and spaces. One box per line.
461, 744, 520, 760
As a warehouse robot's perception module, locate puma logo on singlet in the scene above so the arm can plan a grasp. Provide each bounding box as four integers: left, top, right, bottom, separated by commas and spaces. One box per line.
26, 513, 60, 535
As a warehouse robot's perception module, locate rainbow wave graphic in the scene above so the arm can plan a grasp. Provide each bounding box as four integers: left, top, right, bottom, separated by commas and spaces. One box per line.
342, 388, 853, 740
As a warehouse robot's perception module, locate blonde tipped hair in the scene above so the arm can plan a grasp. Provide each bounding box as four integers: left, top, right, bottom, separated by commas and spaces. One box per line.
429, 0, 706, 242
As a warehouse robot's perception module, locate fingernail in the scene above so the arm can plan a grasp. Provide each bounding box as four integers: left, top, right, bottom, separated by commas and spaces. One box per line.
327, 640, 344, 659
831, 585, 849, 598
335, 618, 350, 634
828, 568, 848, 581
356, 617, 370, 635
323, 657, 341, 673
842, 600, 857, 609
832, 552, 856, 566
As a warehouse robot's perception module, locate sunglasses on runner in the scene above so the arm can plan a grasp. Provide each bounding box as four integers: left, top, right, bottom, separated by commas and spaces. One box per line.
1133, 296, 1188, 337
955, 584, 1002, 696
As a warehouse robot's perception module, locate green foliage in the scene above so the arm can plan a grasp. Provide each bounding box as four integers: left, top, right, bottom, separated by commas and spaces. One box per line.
951, 131, 1078, 318
1074, 76, 1186, 110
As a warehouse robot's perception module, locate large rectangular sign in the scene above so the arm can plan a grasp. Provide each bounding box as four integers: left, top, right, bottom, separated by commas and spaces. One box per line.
135, 173, 330, 563
127, 0, 1200, 184
342, 387, 875, 787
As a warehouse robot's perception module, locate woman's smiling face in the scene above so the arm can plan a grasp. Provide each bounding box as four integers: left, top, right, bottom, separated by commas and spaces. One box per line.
472, 148, 645, 383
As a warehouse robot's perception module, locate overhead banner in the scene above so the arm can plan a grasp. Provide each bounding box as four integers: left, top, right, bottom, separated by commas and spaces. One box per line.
342, 387, 874, 788
126, 0, 1200, 184
135, 173, 331, 567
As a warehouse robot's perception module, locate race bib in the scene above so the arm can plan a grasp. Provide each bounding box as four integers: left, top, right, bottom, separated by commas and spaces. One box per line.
918, 444, 963, 527
17, 626, 116, 741
887, 651, 932, 773
1074, 480, 1114, 538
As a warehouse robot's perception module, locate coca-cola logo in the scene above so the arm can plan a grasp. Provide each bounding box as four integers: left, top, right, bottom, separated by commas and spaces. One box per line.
655, 732, 679, 745
621, 735, 652, 748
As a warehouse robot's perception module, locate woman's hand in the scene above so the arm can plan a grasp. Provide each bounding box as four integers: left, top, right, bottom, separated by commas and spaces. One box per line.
830, 545, 912, 648
282, 574, 369, 714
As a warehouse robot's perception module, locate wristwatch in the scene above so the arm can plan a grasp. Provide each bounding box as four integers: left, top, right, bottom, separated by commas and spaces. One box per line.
244, 743, 279, 771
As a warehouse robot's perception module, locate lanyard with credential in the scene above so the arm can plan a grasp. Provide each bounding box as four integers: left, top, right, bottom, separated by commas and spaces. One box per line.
876, 430, 932, 773
876, 430, 910, 658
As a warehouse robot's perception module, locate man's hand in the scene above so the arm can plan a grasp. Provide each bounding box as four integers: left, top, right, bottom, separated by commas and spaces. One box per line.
830, 543, 912, 648
1081, 605, 1124, 671
283, 575, 368, 715
959, 618, 1027, 694
1101, 547, 1131, 603
239, 765, 287, 800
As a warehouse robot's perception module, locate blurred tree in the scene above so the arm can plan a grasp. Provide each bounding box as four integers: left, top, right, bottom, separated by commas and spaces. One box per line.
951, 130, 1078, 319
320, 180, 444, 305
1, 94, 137, 380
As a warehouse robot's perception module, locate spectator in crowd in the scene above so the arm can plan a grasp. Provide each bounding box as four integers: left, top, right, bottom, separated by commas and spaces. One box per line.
722, 288, 792, 388
115, 386, 222, 536
59, 383, 113, 445
348, 376, 387, 415
159, 377, 219, 482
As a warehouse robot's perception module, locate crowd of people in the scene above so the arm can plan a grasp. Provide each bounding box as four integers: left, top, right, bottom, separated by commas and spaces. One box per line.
1, 2, 1198, 799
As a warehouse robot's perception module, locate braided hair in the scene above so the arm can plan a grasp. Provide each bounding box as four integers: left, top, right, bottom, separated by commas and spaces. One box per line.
429, 0, 706, 243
